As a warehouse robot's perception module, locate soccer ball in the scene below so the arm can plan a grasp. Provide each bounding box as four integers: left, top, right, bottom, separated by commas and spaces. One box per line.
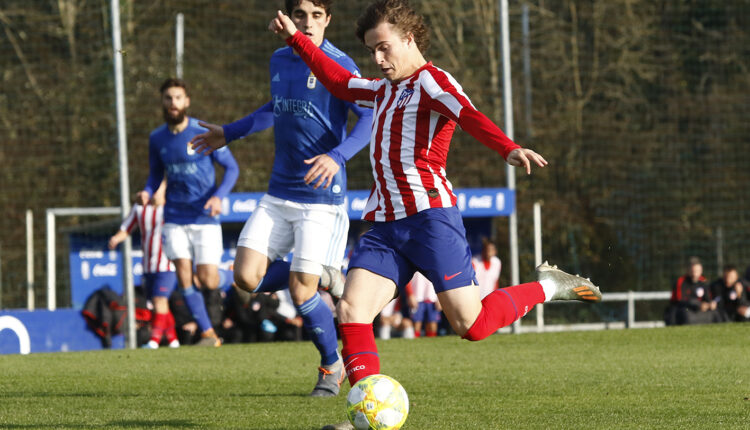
346, 374, 409, 430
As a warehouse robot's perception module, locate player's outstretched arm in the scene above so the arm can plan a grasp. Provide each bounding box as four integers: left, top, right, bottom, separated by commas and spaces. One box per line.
205, 146, 239, 216
507, 148, 548, 175
270, 11, 368, 104
189, 122, 226, 155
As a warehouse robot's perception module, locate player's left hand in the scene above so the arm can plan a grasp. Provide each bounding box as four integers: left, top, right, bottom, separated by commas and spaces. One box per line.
304, 154, 340, 189
269, 10, 297, 39
189, 121, 227, 155
107, 231, 126, 250
507, 147, 548, 175
204, 196, 223, 217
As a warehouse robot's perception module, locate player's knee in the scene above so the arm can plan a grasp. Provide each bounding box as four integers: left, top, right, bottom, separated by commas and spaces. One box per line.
461, 328, 487, 342
288, 283, 317, 306
234, 270, 261, 292
459, 313, 489, 341
196, 273, 218, 290
336, 299, 355, 324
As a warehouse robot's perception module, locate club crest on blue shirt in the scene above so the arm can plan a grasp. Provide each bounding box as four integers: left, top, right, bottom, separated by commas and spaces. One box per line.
186, 143, 196, 155
307, 72, 317, 89
396, 88, 415, 109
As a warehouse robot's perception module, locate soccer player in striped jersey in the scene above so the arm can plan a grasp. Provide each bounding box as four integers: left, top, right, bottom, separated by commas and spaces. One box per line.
190, 0, 371, 396
108, 181, 179, 349
139, 78, 239, 347
270, 0, 602, 405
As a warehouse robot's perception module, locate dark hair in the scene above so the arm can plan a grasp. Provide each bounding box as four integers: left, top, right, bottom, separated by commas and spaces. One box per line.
159, 78, 189, 96
688, 256, 702, 267
285, 0, 333, 16
356, 0, 430, 53
723, 264, 737, 273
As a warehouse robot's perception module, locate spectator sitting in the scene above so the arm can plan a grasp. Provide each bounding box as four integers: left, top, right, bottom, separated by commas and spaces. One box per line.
664, 257, 723, 325
168, 289, 200, 345
219, 287, 303, 343
710, 265, 750, 322
472, 238, 502, 299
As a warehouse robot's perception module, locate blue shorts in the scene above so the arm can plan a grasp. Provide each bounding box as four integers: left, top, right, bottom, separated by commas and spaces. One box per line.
412, 302, 441, 324
143, 272, 177, 299
348, 206, 477, 293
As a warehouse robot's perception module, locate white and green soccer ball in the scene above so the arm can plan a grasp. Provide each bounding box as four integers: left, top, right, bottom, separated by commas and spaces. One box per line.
346, 374, 409, 430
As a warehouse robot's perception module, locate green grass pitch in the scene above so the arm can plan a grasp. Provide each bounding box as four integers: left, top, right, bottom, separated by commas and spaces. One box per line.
1, 324, 748, 429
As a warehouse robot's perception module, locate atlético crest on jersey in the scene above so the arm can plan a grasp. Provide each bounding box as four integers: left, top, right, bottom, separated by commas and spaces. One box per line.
396, 88, 415, 109
307, 72, 317, 89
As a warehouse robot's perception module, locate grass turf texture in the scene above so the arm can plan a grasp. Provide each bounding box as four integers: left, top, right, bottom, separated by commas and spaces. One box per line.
1, 324, 748, 429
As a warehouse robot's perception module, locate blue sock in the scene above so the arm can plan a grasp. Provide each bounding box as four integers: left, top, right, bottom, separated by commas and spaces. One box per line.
296, 292, 339, 366
182, 286, 213, 333
254, 260, 291, 293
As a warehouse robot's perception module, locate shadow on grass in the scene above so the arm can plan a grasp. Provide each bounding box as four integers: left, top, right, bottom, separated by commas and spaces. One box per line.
228, 392, 311, 398
0, 422, 197, 429
0, 391, 141, 398
108, 420, 199, 428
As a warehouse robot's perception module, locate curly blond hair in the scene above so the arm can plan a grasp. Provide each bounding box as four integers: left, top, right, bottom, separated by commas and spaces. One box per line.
355, 0, 430, 53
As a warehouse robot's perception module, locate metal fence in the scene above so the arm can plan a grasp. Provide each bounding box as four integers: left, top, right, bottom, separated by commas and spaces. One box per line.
1, 0, 749, 315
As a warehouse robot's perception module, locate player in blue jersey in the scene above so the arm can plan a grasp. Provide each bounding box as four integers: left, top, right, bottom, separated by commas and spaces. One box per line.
190, 0, 372, 396
138, 78, 240, 347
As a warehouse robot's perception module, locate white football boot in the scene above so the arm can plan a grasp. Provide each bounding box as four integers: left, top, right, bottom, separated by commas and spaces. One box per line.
536, 261, 602, 302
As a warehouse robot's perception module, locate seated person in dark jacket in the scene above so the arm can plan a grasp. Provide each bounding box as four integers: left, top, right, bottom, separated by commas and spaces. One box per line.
710, 265, 750, 322
665, 257, 723, 325
219, 287, 303, 343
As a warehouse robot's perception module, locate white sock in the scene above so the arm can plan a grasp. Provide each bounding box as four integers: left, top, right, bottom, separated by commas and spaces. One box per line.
539, 279, 557, 302
402, 326, 415, 339
379, 325, 391, 340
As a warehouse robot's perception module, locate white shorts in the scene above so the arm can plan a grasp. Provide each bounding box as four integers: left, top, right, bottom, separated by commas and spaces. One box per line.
162, 223, 223, 265
237, 194, 349, 276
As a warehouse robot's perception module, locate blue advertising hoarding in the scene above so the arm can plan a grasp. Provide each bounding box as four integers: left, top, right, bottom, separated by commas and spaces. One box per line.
69, 188, 513, 309
218, 188, 514, 222
0, 310, 121, 354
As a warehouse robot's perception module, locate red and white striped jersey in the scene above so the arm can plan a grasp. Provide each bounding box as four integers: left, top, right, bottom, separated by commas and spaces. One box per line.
289, 32, 520, 222
119, 204, 172, 273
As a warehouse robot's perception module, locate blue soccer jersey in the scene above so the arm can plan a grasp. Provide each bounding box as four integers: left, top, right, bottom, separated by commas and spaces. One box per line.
223, 39, 372, 205
145, 117, 239, 225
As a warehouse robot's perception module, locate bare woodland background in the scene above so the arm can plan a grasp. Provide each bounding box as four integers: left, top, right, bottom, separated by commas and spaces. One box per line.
1, 1, 748, 319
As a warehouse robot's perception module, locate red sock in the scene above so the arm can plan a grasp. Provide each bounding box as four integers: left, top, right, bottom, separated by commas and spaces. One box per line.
340, 323, 380, 386
425, 330, 437, 337
165, 311, 178, 343
150, 312, 168, 344
414, 330, 421, 338
463, 282, 545, 341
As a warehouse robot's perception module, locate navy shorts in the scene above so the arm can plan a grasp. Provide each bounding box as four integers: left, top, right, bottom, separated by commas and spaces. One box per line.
349, 206, 477, 294
143, 272, 177, 299
412, 302, 441, 324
